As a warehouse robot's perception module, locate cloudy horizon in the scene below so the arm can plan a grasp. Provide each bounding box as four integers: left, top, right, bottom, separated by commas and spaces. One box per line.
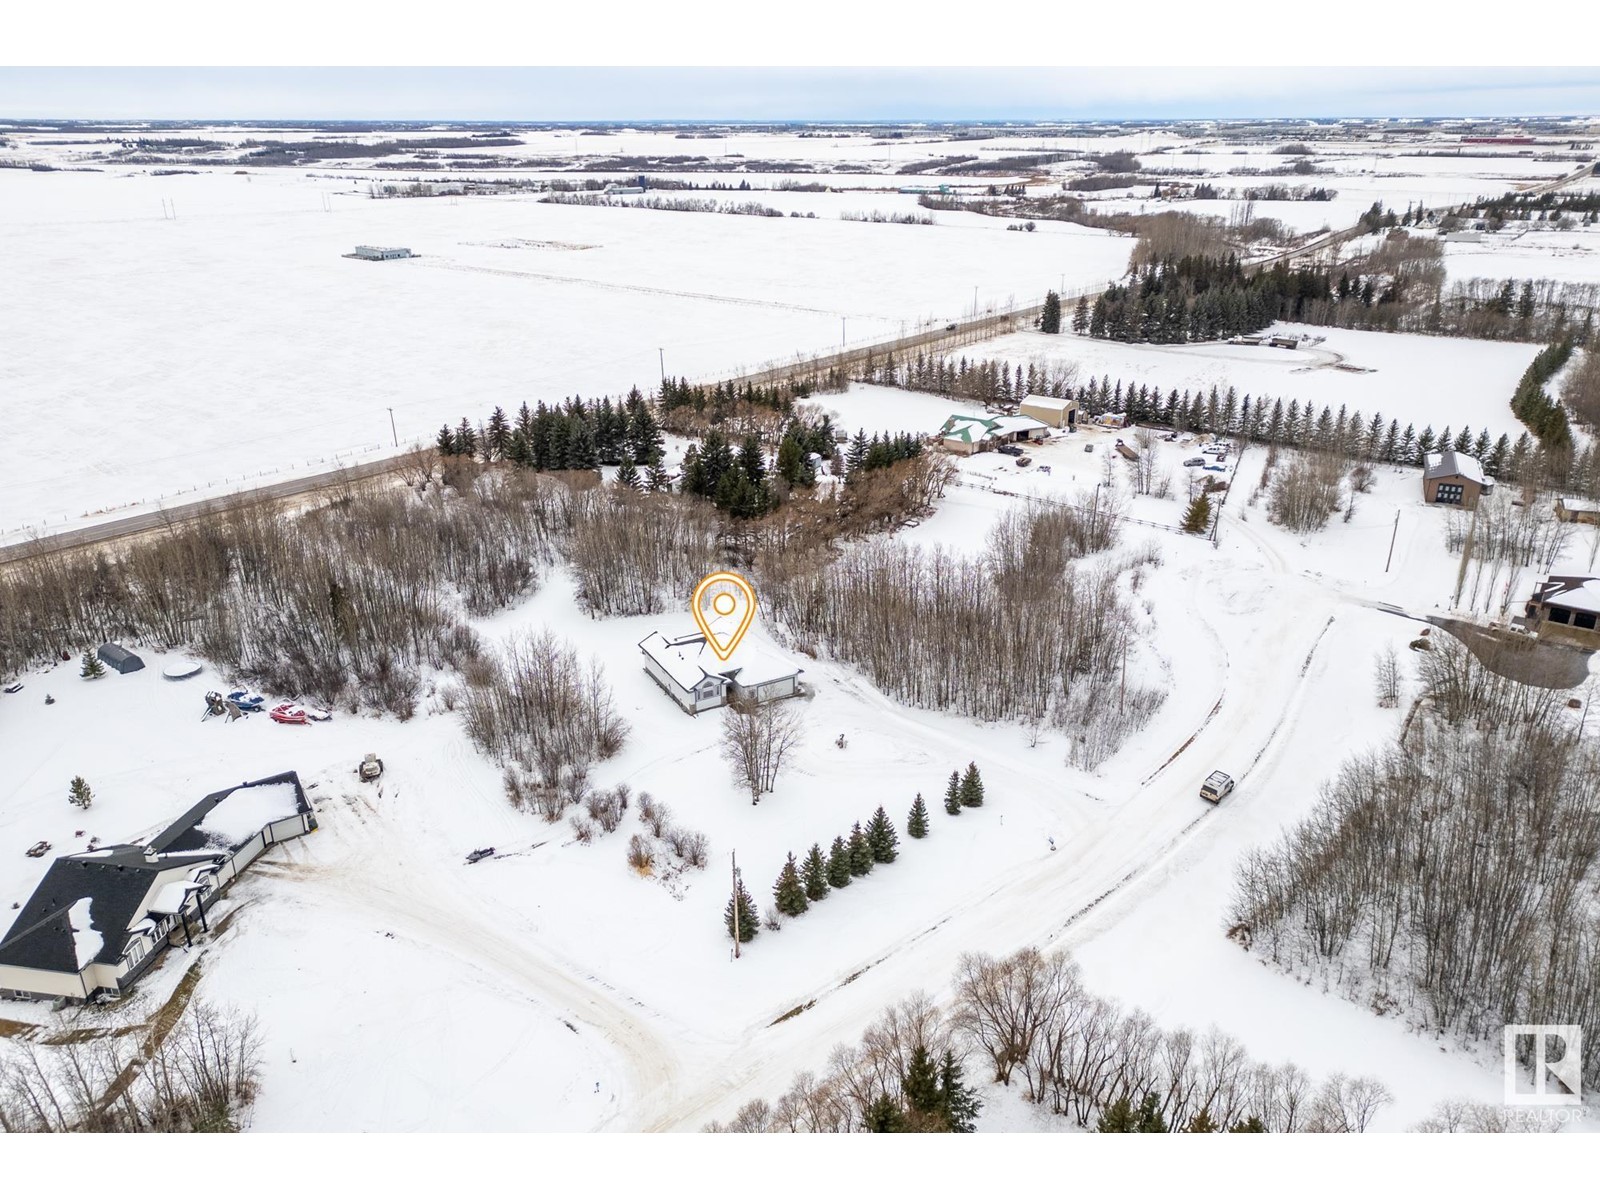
2, 66, 1599, 123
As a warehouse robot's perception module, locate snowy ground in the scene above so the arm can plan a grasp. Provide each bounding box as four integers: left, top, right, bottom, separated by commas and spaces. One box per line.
5, 122, 1599, 1134
960, 324, 1542, 443
0, 165, 1130, 537
7, 437, 1595, 1129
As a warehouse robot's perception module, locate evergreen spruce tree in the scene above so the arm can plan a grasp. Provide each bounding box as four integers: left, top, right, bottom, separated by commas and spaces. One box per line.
435, 424, 457, 456
68, 776, 94, 809
1097, 1093, 1138, 1132
958, 762, 985, 808
1229, 1115, 1267, 1132
847, 822, 874, 876
1072, 295, 1090, 334
1185, 1108, 1219, 1132
725, 876, 758, 944
902, 1044, 942, 1120
938, 1050, 982, 1133
645, 462, 673, 493
943, 770, 963, 816
826, 836, 853, 889
773, 853, 809, 918
614, 453, 641, 491
907, 793, 930, 839
1039, 290, 1062, 335
485, 406, 511, 460
845, 429, 870, 476
1182, 492, 1213, 535
865, 807, 899, 863
455, 417, 478, 458
627, 404, 665, 466
865, 1094, 907, 1133
80, 650, 106, 680
1135, 1092, 1168, 1132
801, 843, 830, 902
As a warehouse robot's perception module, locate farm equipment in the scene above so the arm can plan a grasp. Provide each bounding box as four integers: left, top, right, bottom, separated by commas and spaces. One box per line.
1113, 439, 1139, 461
25, 841, 51, 858
358, 753, 384, 782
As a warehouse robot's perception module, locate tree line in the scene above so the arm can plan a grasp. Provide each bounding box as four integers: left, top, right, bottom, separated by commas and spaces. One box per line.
1230, 641, 1599, 1099
707, 947, 1394, 1133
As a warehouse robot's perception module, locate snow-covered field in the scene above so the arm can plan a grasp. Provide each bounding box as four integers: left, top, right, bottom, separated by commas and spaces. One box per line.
8, 433, 1596, 1129
0, 166, 1130, 536
960, 324, 1542, 442
4, 121, 1600, 1135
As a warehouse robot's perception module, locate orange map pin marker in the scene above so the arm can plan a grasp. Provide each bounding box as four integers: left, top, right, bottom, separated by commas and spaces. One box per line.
692, 571, 757, 661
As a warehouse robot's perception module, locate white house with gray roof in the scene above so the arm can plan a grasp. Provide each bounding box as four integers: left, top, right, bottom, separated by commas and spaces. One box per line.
639, 631, 804, 715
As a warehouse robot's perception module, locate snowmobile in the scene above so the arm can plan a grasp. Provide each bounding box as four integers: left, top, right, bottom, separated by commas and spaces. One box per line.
358, 753, 384, 782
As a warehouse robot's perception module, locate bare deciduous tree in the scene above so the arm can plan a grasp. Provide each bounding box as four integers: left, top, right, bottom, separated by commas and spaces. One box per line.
720, 697, 804, 804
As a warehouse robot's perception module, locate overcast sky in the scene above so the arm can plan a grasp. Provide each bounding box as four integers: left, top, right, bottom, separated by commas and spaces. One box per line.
2, 67, 1599, 122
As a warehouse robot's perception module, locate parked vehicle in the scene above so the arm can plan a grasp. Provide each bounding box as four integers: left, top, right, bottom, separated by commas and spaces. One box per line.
945, 322, 958, 331
1016, 456, 1032, 467
1200, 771, 1235, 804
25, 841, 51, 858
466, 847, 495, 864
1202, 463, 1228, 473
998, 444, 1023, 457
358, 753, 384, 782
1183, 457, 1205, 467
1201, 443, 1232, 456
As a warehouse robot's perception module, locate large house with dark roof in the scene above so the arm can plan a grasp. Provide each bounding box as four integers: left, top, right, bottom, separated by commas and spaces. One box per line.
0, 772, 316, 1002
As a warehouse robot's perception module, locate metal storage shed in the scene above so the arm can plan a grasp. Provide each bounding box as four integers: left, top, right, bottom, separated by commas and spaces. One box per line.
96, 643, 145, 674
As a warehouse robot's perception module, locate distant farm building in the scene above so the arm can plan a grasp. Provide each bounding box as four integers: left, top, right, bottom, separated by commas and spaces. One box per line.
937, 414, 1050, 456
639, 631, 804, 716
1442, 230, 1484, 244
1523, 576, 1600, 650
1554, 497, 1600, 526
96, 642, 145, 674
1267, 333, 1303, 349
349, 245, 413, 261
1422, 450, 1492, 508
0, 773, 316, 1002
1018, 397, 1078, 429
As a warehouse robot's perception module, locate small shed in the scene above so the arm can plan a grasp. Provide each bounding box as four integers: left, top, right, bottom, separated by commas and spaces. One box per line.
1422, 450, 1492, 509
350, 245, 413, 261
97, 643, 145, 674
1554, 497, 1600, 526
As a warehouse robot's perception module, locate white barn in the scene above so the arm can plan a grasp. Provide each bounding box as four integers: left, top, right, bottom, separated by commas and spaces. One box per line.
0, 773, 316, 1002
639, 631, 804, 715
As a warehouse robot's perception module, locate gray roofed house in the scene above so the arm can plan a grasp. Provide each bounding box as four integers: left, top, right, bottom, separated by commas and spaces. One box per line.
1423, 450, 1492, 508
639, 630, 804, 715
96, 642, 145, 674
0, 772, 316, 1002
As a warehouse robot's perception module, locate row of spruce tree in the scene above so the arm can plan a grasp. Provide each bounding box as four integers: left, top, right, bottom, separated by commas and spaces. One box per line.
725, 765, 986, 943
436, 389, 927, 520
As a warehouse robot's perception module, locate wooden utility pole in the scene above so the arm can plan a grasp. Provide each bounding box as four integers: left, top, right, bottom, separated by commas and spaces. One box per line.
1384, 509, 1400, 572
386, 407, 398, 448
731, 850, 741, 960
